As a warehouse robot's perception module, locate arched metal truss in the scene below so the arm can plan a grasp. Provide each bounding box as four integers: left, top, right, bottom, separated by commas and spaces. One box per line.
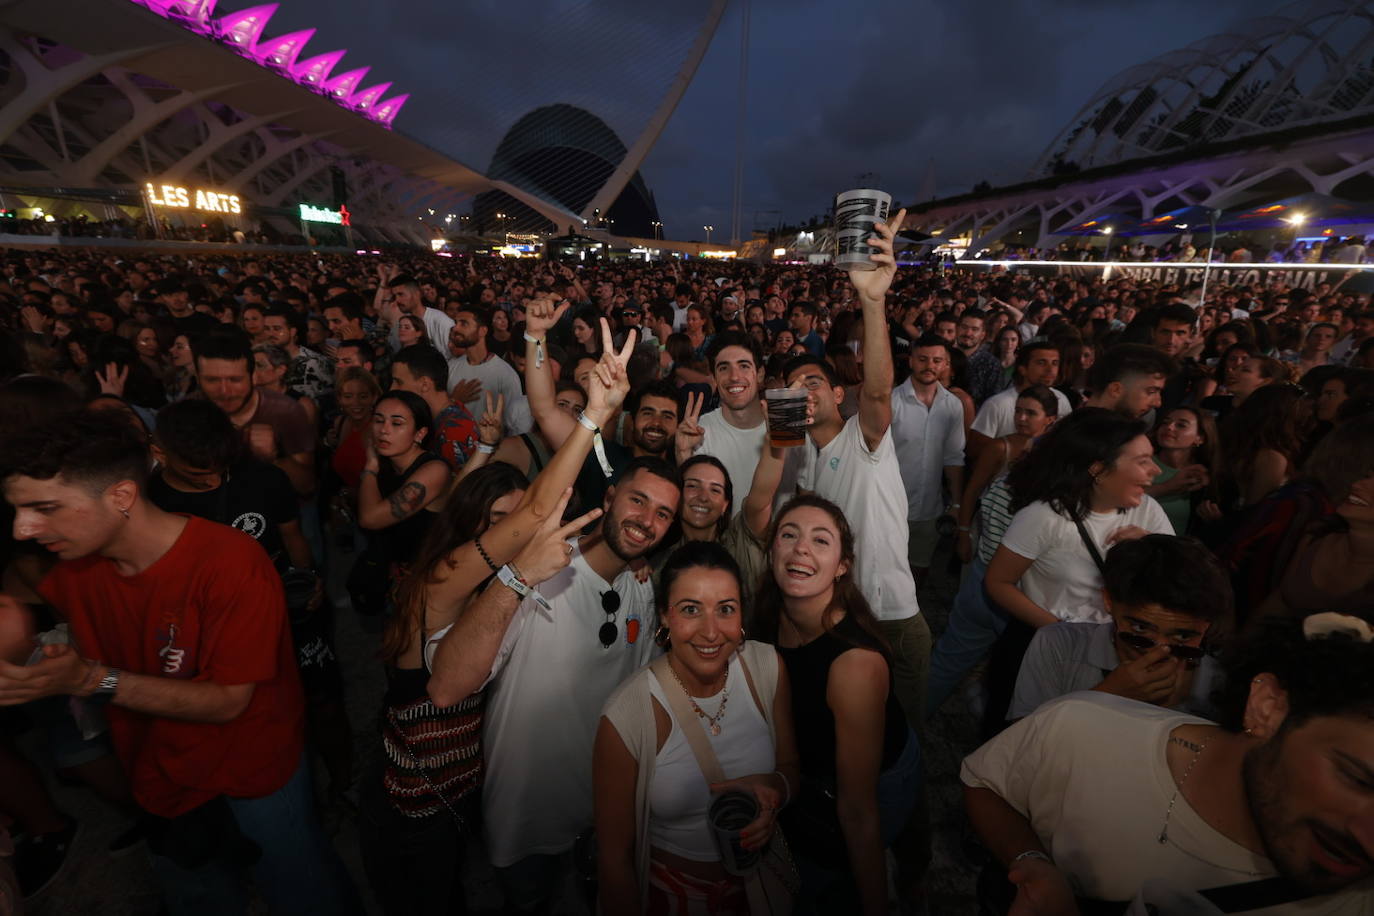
1035, 0, 1374, 176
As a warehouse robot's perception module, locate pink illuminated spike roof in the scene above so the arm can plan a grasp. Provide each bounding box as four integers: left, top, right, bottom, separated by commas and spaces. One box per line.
124, 0, 404, 128
350, 81, 391, 112
216, 3, 276, 47
293, 49, 346, 86
323, 66, 369, 100
372, 93, 408, 127
253, 27, 313, 69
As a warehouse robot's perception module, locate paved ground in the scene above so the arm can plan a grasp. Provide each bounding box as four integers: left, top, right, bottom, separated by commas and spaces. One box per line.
24, 540, 985, 915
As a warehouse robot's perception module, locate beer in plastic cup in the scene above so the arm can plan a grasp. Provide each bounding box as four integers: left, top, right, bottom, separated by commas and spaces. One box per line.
765, 388, 808, 448
708, 791, 762, 875
834, 188, 892, 271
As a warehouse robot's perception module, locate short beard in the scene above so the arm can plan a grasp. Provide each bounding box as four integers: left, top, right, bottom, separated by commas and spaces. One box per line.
1242, 731, 1332, 892
634, 430, 669, 455
601, 507, 658, 562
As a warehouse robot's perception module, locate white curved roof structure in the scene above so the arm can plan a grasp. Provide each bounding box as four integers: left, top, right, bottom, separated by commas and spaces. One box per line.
1034, 0, 1374, 175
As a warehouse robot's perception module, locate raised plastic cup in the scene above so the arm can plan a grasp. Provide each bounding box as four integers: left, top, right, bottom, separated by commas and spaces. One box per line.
708, 790, 761, 875
765, 388, 808, 448
834, 188, 892, 271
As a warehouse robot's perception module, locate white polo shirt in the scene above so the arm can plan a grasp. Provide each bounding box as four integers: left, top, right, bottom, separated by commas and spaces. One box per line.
790, 415, 919, 622
971, 384, 1072, 439
890, 379, 966, 522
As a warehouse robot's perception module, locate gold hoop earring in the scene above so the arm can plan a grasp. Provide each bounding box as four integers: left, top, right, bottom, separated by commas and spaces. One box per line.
654, 625, 670, 648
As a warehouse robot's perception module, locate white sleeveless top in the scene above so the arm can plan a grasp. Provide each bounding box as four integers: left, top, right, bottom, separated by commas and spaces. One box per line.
645, 654, 775, 861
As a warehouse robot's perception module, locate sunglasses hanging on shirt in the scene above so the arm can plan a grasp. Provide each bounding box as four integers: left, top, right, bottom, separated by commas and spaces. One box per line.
599, 590, 621, 649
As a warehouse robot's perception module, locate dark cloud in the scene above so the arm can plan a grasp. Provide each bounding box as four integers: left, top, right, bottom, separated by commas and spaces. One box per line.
219, 0, 1291, 238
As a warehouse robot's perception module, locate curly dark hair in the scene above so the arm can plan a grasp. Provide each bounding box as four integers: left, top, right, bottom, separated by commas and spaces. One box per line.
1103, 535, 1233, 627
1213, 614, 1374, 733
1218, 384, 1312, 504
1007, 407, 1147, 521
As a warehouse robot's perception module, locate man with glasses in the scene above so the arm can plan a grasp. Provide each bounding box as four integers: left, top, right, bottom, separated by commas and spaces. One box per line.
1008, 534, 1230, 721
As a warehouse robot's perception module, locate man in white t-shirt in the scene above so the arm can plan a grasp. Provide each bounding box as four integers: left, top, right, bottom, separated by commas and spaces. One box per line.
676, 331, 766, 515
1008, 534, 1229, 722
381, 273, 453, 356
890, 335, 965, 587
432, 457, 679, 912
781, 207, 931, 728
962, 632, 1374, 916
445, 304, 528, 434
969, 341, 1070, 455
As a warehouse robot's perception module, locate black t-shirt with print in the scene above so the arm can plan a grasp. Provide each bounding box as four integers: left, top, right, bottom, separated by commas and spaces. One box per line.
147, 459, 298, 571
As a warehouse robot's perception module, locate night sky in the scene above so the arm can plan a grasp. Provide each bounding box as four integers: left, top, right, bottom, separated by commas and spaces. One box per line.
216, 0, 1292, 239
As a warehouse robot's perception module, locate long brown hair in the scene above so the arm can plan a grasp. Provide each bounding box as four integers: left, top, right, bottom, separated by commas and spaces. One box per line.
381, 462, 530, 661
751, 494, 890, 657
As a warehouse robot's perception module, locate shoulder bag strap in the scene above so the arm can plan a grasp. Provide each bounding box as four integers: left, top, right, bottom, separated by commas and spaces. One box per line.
1073, 516, 1109, 577
736, 645, 769, 725
649, 656, 726, 785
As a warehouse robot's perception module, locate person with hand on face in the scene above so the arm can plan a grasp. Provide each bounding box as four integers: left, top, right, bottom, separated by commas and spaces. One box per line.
963, 612, 1374, 916
675, 332, 768, 514
1008, 534, 1230, 721
595, 542, 801, 916
983, 409, 1175, 726
1148, 406, 1221, 535
195, 330, 315, 497
389, 344, 478, 473
0, 410, 356, 916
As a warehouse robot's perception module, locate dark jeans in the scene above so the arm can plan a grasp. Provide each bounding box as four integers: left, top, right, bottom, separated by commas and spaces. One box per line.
358, 763, 472, 916
148, 753, 358, 916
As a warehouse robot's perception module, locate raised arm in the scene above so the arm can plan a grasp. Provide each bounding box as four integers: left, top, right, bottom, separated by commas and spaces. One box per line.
423, 320, 636, 612
525, 297, 576, 450
851, 209, 907, 450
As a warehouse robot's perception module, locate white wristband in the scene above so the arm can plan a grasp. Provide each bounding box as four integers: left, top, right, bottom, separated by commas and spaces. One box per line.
477, 443, 497, 454
523, 332, 546, 368
497, 564, 551, 611
578, 413, 614, 479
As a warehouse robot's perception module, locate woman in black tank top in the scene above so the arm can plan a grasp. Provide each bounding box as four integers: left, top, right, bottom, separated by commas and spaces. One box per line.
753, 494, 920, 916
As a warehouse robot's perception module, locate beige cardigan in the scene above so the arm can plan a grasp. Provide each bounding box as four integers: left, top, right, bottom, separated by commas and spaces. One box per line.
599, 640, 780, 913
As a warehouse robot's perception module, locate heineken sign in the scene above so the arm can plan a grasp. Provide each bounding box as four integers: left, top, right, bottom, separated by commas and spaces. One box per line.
299, 203, 351, 226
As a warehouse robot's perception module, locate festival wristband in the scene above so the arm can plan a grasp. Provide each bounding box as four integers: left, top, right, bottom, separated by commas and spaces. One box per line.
477, 443, 497, 454
497, 564, 551, 611
578, 412, 614, 479
523, 332, 546, 369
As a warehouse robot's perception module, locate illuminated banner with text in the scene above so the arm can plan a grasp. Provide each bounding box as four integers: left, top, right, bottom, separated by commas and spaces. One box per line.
144, 183, 242, 214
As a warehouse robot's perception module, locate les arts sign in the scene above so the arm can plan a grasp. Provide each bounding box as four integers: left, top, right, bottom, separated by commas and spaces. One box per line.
144, 183, 242, 214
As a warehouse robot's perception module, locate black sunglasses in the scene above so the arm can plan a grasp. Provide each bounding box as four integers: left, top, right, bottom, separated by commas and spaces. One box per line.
599, 591, 621, 649
1117, 630, 1206, 661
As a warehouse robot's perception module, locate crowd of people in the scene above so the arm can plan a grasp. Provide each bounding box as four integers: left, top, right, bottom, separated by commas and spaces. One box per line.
982, 232, 1372, 265
0, 211, 1371, 916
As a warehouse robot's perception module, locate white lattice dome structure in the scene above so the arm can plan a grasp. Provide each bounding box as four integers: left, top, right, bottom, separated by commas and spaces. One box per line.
1035, 0, 1374, 176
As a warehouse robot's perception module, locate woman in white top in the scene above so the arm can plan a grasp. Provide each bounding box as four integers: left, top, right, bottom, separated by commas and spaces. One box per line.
986, 408, 1175, 630
595, 541, 800, 916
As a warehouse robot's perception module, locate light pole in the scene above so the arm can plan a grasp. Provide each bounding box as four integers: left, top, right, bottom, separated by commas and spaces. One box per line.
704, 224, 714, 245
1102, 225, 1114, 261
651, 220, 662, 240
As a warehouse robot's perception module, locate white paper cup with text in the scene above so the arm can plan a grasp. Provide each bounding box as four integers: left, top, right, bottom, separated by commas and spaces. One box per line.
834, 188, 892, 271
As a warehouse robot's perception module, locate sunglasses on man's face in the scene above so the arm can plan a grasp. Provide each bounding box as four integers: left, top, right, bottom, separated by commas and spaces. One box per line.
1117, 630, 1206, 661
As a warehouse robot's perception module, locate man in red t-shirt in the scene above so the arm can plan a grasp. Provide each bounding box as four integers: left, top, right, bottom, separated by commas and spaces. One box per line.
0, 410, 355, 915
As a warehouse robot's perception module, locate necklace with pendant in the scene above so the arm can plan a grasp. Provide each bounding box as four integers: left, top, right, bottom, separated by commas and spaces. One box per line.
668, 659, 729, 736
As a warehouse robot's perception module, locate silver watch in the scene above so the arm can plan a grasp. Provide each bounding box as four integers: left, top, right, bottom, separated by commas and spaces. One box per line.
94, 667, 120, 697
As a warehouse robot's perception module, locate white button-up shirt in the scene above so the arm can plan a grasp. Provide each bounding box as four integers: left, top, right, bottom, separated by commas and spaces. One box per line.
890, 379, 966, 522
